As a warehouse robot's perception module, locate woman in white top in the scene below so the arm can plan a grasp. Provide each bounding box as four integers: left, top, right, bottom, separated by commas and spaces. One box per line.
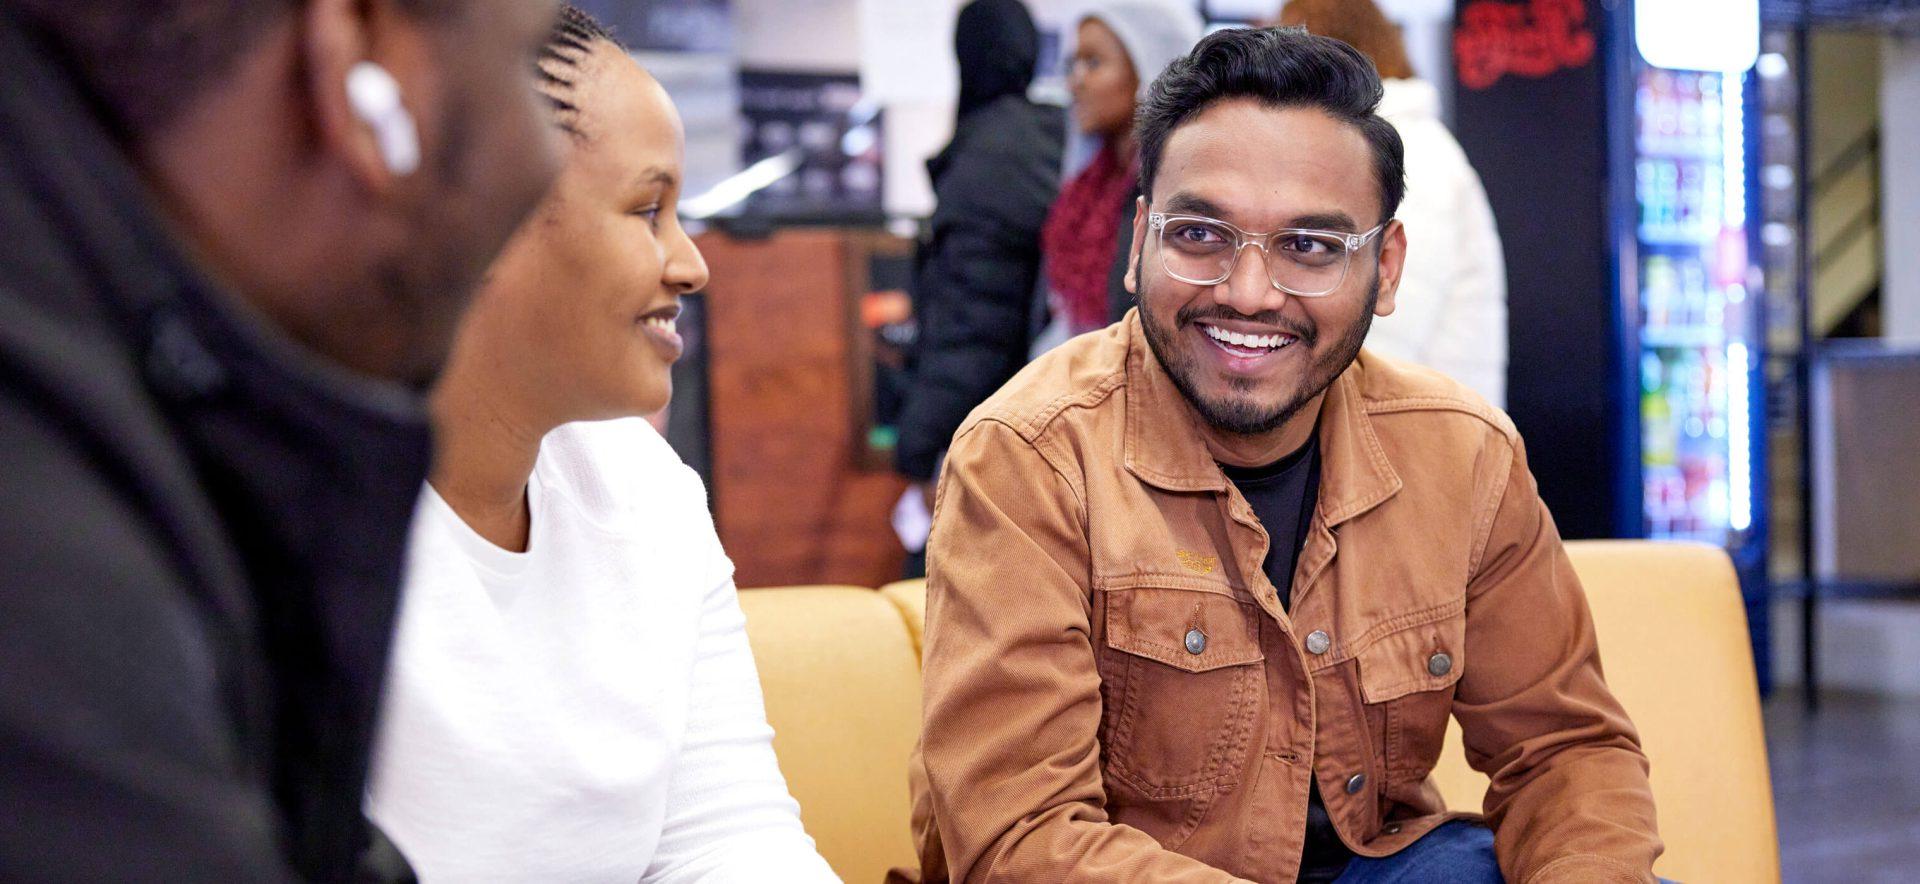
365, 8, 839, 881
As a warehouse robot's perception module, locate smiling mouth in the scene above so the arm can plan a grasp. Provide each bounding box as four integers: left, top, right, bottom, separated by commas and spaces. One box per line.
1199, 323, 1298, 358
639, 302, 681, 336
641, 315, 677, 337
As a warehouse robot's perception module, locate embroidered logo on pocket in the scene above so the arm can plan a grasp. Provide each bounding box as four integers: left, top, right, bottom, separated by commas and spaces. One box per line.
1176, 550, 1218, 575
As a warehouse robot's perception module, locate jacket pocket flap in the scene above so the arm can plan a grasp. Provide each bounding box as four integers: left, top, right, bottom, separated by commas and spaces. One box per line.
1104, 585, 1264, 673
1355, 608, 1465, 703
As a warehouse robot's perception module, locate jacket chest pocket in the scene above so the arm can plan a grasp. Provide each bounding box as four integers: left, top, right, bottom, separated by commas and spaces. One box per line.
1097, 582, 1266, 797
1353, 603, 1466, 786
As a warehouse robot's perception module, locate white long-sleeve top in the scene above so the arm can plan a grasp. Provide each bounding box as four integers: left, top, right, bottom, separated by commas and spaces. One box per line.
1368, 77, 1510, 408
366, 418, 839, 883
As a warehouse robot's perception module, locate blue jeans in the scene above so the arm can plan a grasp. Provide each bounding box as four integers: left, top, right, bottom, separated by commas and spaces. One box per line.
1332, 821, 1502, 883
1332, 821, 1678, 884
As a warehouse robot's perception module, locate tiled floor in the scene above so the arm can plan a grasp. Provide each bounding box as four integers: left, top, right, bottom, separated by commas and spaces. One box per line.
1766, 689, 1920, 882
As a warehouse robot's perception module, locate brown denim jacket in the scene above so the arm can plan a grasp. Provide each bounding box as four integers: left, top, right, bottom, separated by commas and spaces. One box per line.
909, 313, 1661, 883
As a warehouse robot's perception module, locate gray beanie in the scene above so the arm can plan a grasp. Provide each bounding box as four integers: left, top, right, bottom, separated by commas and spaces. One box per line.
1079, 0, 1207, 99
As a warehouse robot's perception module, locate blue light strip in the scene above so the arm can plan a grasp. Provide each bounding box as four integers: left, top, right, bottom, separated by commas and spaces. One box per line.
1724, 72, 1747, 227
1722, 72, 1753, 534
1729, 341, 1753, 532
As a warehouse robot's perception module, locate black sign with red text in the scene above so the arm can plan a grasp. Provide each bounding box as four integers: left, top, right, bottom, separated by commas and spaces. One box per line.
1454, 0, 1597, 90
1451, 0, 1620, 540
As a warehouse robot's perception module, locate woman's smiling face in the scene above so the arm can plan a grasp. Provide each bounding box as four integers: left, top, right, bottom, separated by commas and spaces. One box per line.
461, 41, 709, 423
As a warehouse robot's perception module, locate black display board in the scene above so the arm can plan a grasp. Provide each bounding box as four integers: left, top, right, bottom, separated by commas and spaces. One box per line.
1452, 0, 1623, 540
737, 70, 884, 222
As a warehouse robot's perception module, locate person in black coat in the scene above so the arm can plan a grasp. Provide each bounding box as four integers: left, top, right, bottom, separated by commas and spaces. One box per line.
0, 2, 560, 879
894, 0, 1066, 503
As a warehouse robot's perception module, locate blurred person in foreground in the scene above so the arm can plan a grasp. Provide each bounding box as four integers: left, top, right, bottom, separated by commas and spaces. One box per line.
1275, 0, 1509, 407
909, 27, 1661, 883
362, 9, 837, 881
893, 0, 1064, 559
1032, 0, 1203, 353
0, 0, 560, 878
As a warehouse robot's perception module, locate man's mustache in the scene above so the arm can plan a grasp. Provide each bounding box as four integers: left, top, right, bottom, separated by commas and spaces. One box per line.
1174, 304, 1317, 345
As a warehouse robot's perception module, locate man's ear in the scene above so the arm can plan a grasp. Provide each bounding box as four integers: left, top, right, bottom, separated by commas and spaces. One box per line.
1124, 195, 1149, 295
1373, 219, 1406, 318
301, 0, 427, 195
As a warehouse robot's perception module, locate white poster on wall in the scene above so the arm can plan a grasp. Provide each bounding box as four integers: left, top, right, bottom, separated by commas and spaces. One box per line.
859, 0, 962, 104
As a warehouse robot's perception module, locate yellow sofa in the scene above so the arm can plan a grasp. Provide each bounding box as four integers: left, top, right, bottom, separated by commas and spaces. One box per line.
738, 541, 1779, 883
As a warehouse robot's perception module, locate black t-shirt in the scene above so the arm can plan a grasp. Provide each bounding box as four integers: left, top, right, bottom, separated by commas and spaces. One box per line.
1220, 436, 1353, 882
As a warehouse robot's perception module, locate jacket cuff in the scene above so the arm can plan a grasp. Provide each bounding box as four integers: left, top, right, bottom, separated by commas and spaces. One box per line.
1524, 854, 1654, 884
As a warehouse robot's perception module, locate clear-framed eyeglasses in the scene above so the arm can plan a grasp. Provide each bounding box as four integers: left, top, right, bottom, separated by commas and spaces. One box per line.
1147, 212, 1387, 297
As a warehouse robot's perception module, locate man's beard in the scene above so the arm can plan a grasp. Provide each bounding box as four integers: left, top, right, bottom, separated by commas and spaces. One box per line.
1141, 273, 1378, 437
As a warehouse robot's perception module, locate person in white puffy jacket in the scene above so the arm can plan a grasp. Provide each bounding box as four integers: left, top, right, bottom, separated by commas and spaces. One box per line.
1277, 0, 1510, 408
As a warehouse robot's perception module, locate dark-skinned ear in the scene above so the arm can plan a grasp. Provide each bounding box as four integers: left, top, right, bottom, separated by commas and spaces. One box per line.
1373, 219, 1407, 318
1123, 195, 1148, 295
301, 0, 414, 194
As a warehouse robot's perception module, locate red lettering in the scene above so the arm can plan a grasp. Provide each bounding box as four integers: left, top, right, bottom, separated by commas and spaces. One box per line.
1455, 0, 1598, 91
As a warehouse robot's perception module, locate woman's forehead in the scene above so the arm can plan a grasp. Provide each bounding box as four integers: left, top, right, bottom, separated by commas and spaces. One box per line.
574, 50, 682, 166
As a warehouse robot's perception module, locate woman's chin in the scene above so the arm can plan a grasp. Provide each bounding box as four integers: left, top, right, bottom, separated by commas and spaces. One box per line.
629, 385, 672, 420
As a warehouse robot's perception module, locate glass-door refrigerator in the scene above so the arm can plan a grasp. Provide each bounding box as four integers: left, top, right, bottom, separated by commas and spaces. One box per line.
1628, 65, 1762, 550
1626, 7, 1771, 690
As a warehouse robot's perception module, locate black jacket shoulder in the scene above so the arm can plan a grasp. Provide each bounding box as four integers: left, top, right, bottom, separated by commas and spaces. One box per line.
895, 98, 1066, 480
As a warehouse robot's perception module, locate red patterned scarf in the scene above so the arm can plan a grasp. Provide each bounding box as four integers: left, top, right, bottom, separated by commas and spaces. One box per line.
1042, 145, 1137, 333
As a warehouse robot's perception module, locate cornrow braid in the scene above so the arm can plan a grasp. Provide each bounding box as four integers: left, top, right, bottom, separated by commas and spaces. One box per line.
537, 5, 618, 137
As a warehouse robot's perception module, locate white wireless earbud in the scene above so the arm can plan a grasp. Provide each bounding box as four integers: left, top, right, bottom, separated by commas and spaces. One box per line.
346, 61, 420, 177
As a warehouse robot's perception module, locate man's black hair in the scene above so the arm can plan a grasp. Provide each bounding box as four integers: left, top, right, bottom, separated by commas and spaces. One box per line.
8, 0, 462, 140
1135, 26, 1406, 225
536, 4, 618, 136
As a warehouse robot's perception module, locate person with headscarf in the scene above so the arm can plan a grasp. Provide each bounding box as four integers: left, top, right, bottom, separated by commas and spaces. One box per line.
894, 0, 1066, 526
1033, 0, 1205, 353
1276, 0, 1510, 407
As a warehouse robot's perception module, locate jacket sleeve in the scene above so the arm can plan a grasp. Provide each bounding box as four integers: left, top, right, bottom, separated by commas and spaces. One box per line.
1452, 435, 1662, 884
913, 420, 1251, 883
0, 390, 295, 881
894, 133, 1057, 482
643, 511, 838, 884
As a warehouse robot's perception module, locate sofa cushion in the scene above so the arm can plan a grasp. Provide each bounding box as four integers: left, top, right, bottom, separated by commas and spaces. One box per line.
1427, 540, 1779, 883
739, 585, 922, 883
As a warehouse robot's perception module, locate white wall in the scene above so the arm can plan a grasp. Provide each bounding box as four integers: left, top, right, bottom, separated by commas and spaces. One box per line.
733, 0, 863, 71
1775, 597, 1920, 696
1884, 33, 1920, 343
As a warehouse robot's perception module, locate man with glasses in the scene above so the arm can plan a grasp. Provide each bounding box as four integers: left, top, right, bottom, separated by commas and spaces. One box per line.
908, 27, 1662, 884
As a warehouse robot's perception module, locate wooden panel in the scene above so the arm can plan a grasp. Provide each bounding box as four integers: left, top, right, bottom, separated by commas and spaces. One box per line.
698, 229, 908, 588
1815, 347, 1920, 585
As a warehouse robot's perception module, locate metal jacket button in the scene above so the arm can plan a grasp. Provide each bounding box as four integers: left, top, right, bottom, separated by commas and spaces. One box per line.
1184, 628, 1207, 655
1305, 630, 1332, 655
1346, 773, 1367, 794
1428, 652, 1454, 677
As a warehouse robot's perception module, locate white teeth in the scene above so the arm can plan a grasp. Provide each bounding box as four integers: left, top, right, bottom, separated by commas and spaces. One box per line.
1202, 325, 1291, 351
643, 317, 677, 336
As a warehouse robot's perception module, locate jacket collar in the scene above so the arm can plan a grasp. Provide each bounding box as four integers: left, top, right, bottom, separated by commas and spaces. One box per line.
1121, 312, 1402, 526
